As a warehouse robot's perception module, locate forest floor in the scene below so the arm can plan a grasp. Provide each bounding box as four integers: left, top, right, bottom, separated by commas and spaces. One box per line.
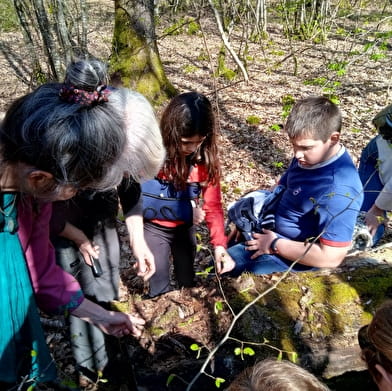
1, 1, 392, 390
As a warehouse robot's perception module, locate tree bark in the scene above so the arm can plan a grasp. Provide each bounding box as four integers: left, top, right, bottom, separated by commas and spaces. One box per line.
32, 0, 61, 79
11, 0, 89, 84
110, 0, 176, 105
207, 0, 249, 82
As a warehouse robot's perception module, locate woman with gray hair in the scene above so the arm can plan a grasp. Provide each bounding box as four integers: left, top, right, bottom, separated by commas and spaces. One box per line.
50, 79, 165, 388
0, 58, 164, 389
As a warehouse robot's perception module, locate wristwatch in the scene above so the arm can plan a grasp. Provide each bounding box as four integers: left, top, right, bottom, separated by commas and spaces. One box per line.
269, 237, 280, 254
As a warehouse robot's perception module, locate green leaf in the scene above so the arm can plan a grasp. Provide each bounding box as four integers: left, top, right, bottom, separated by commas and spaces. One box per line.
290, 351, 298, 363
166, 374, 176, 386
31, 350, 37, 357
329, 96, 340, 105
277, 351, 283, 361
234, 347, 242, 355
214, 301, 223, 314
215, 377, 226, 388
243, 347, 255, 356
27, 386, 35, 391
246, 115, 261, 125
269, 123, 281, 132
190, 343, 200, 351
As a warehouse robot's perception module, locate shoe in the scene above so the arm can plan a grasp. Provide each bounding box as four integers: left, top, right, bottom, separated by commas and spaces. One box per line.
351, 212, 373, 251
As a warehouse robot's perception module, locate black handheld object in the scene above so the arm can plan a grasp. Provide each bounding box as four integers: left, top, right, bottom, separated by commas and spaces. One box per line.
90, 256, 103, 277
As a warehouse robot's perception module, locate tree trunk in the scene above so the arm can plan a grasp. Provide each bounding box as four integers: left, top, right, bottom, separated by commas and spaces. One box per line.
119, 248, 392, 389
54, 0, 73, 66
255, 0, 267, 34
11, 0, 89, 85
110, 0, 176, 105
32, 0, 61, 79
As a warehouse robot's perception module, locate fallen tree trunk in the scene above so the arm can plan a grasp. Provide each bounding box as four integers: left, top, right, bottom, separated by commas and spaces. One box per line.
117, 247, 392, 390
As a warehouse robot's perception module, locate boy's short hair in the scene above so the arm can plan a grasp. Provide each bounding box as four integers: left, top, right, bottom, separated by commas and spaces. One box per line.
228, 359, 330, 391
285, 96, 342, 142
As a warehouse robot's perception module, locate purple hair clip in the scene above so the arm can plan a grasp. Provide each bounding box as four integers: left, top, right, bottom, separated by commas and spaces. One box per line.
59, 84, 111, 106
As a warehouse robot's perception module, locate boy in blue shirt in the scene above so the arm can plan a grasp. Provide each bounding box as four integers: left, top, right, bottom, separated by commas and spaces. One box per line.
221, 96, 364, 276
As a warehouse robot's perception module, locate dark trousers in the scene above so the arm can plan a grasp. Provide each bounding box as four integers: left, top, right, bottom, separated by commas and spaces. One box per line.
52, 224, 120, 375
358, 136, 386, 245
144, 221, 196, 297
358, 136, 384, 211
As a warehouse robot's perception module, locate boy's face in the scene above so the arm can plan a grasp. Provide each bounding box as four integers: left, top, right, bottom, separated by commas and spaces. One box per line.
289, 133, 340, 167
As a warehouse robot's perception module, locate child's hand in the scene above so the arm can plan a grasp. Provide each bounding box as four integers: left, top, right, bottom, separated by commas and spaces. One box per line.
193, 206, 206, 225
214, 246, 236, 274
79, 241, 99, 266
132, 240, 156, 281
365, 204, 386, 236
247, 230, 275, 259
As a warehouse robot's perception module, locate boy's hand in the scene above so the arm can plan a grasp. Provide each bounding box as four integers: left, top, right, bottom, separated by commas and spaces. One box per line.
246, 230, 276, 259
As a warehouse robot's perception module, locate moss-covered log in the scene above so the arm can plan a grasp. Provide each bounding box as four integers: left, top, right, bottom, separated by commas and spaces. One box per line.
117, 247, 392, 389
110, 0, 176, 105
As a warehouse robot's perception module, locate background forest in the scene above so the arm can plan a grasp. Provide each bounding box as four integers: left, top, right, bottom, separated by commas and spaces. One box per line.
1, 0, 392, 390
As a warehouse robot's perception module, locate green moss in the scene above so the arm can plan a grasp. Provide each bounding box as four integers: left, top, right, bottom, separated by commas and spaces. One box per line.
153, 307, 180, 328
179, 316, 196, 328
234, 265, 392, 352
187, 20, 200, 35
216, 45, 237, 81
246, 115, 261, 125
136, 73, 162, 99
0, 0, 19, 32
197, 51, 209, 61
183, 64, 199, 74
280, 335, 297, 355
110, 300, 129, 313
111, 8, 176, 105
148, 327, 166, 337
220, 68, 237, 81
